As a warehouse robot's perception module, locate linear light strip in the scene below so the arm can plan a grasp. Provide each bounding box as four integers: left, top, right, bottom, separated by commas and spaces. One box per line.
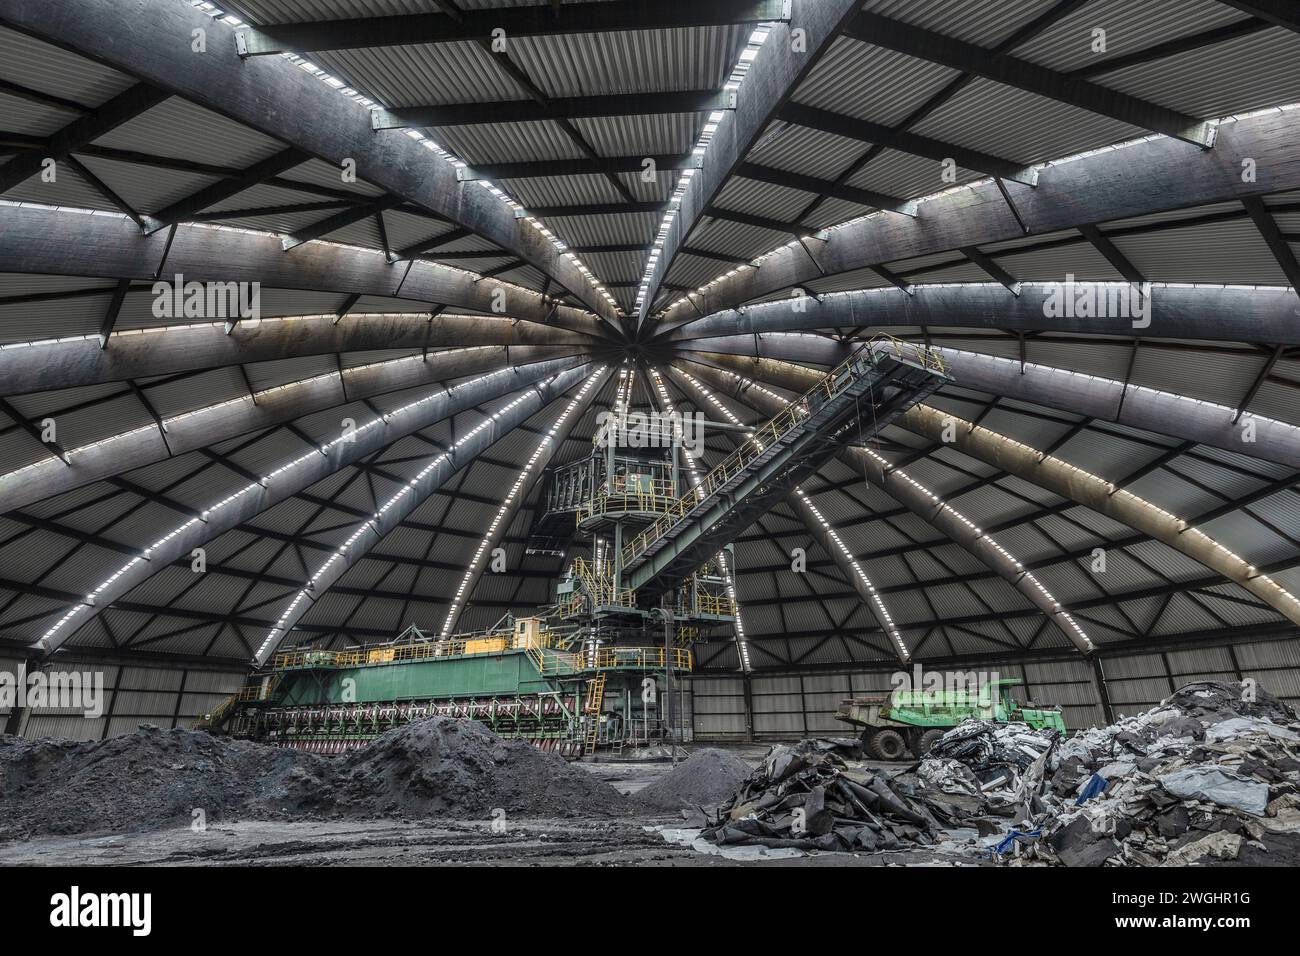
632, 24, 775, 312
190, 2, 618, 311
649, 368, 750, 671
0, 345, 499, 480
35, 366, 529, 651
657, 102, 1300, 312
438, 371, 606, 639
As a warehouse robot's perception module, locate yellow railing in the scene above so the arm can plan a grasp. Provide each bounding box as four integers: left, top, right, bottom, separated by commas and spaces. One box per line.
198, 675, 278, 728
694, 592, 729, 617
621, 334, 943, 566
591, 646, 693, 672
271, 625, 557, 671
569, 556, 636, 608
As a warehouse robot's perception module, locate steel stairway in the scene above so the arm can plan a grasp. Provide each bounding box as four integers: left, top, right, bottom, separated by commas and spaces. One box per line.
622, 337, 949, 595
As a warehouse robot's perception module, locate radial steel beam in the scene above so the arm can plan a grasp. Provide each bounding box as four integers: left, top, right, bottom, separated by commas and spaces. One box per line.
637, 0, 865, 324
0, 83, 170, 193
0, 0, 616, 321
648, 109, 1300, 327
373, 90, 736, 129
144, 148, 309, 234
686, 340, 1300, 470
0, 205, 617, 363
677, 359, 1094, 654
661, 283, 1300, 344
235, 0, 792, 56
692, 354, 1300, 632
457, 154, 701, 182
847, 13, 1217, 147
776, 103, 1039, 186
0, 346, 587, 513
30, 360, 593, 658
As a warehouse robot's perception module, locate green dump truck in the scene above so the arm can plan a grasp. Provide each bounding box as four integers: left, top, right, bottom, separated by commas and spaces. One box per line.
835, 678, 1067, 760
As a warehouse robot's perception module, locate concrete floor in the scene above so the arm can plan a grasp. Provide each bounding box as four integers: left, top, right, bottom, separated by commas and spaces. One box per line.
0, 746, 982, 867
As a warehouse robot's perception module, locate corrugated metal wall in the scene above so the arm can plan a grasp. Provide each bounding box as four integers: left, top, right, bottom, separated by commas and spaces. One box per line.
689, 633, 1300, 742
1, 654, 245, 741
6, 635, 1298, 744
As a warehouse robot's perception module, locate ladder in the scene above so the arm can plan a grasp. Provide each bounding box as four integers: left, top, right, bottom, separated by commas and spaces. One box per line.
582, 672, 606, 755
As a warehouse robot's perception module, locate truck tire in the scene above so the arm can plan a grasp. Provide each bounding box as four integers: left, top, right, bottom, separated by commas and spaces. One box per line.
914, 728, 946, 757
868, 728, 908, 761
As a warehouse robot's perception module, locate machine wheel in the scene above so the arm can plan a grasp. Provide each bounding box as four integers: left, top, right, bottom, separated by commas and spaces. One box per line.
868, 728, 908, 761
913, 728, 946, 757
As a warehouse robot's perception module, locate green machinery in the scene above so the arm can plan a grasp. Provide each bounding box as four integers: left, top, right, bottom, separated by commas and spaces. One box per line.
202, 340, 950, 757
835, 678, 1068, 761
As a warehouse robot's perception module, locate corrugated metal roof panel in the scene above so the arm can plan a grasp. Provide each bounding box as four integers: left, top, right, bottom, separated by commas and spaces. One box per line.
0, 25, 135, 104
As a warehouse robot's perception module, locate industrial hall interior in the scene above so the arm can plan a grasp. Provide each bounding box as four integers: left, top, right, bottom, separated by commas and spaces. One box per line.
1, 0, 1300, 876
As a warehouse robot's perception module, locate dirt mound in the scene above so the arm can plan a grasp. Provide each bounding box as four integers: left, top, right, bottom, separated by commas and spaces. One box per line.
0, 717, 628, 840
635, 748, 753, 811
334, 718, 630, 819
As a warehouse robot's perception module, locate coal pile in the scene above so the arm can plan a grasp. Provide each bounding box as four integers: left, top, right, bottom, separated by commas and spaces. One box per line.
699, 739, 972, 852
0, 717, 628, 841
919, 680, 1300, 866
0, 724, 333, 839
334, 717, 630, 819
634, 748, 753, 812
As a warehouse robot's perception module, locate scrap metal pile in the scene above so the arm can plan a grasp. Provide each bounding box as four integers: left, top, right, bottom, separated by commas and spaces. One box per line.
988, 680, 1300, 866
698, 739, 978, 852
699, 681, 1300, 865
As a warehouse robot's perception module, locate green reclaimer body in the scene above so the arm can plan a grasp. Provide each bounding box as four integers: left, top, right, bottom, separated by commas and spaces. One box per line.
836, 678, 1067, 760
202, 622, 695, 758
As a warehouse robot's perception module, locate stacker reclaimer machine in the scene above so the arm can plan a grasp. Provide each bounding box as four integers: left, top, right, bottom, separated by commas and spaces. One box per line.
200, 336, 949, 756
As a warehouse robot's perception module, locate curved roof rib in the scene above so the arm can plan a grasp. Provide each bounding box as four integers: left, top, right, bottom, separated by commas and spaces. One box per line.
0, 347, 585, 513
648, 108, 1300, 328
660, 284, 1300, 346
0, 205, 618, 347
0, 0, 617, 324
682, 340, 1300, 470
31, 360, 589, 659
675, 359, 1095, 657
256, 366, 606, 662
637, 0, 869, 325
702, 354, 1300, 640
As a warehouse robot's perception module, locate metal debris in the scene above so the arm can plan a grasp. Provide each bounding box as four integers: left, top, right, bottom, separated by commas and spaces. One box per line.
695, 680, 1300, 866
698, 739, 972, 852
919, 680, 1300, 866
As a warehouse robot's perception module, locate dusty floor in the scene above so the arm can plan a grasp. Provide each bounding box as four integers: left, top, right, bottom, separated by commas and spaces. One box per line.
0, 746, 979, 867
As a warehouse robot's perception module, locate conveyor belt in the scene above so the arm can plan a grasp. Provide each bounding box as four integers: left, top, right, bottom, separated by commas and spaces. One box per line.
622, 339, 949, 594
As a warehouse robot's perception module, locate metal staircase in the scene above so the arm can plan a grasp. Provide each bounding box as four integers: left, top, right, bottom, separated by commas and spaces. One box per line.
621, 336, 948, 594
